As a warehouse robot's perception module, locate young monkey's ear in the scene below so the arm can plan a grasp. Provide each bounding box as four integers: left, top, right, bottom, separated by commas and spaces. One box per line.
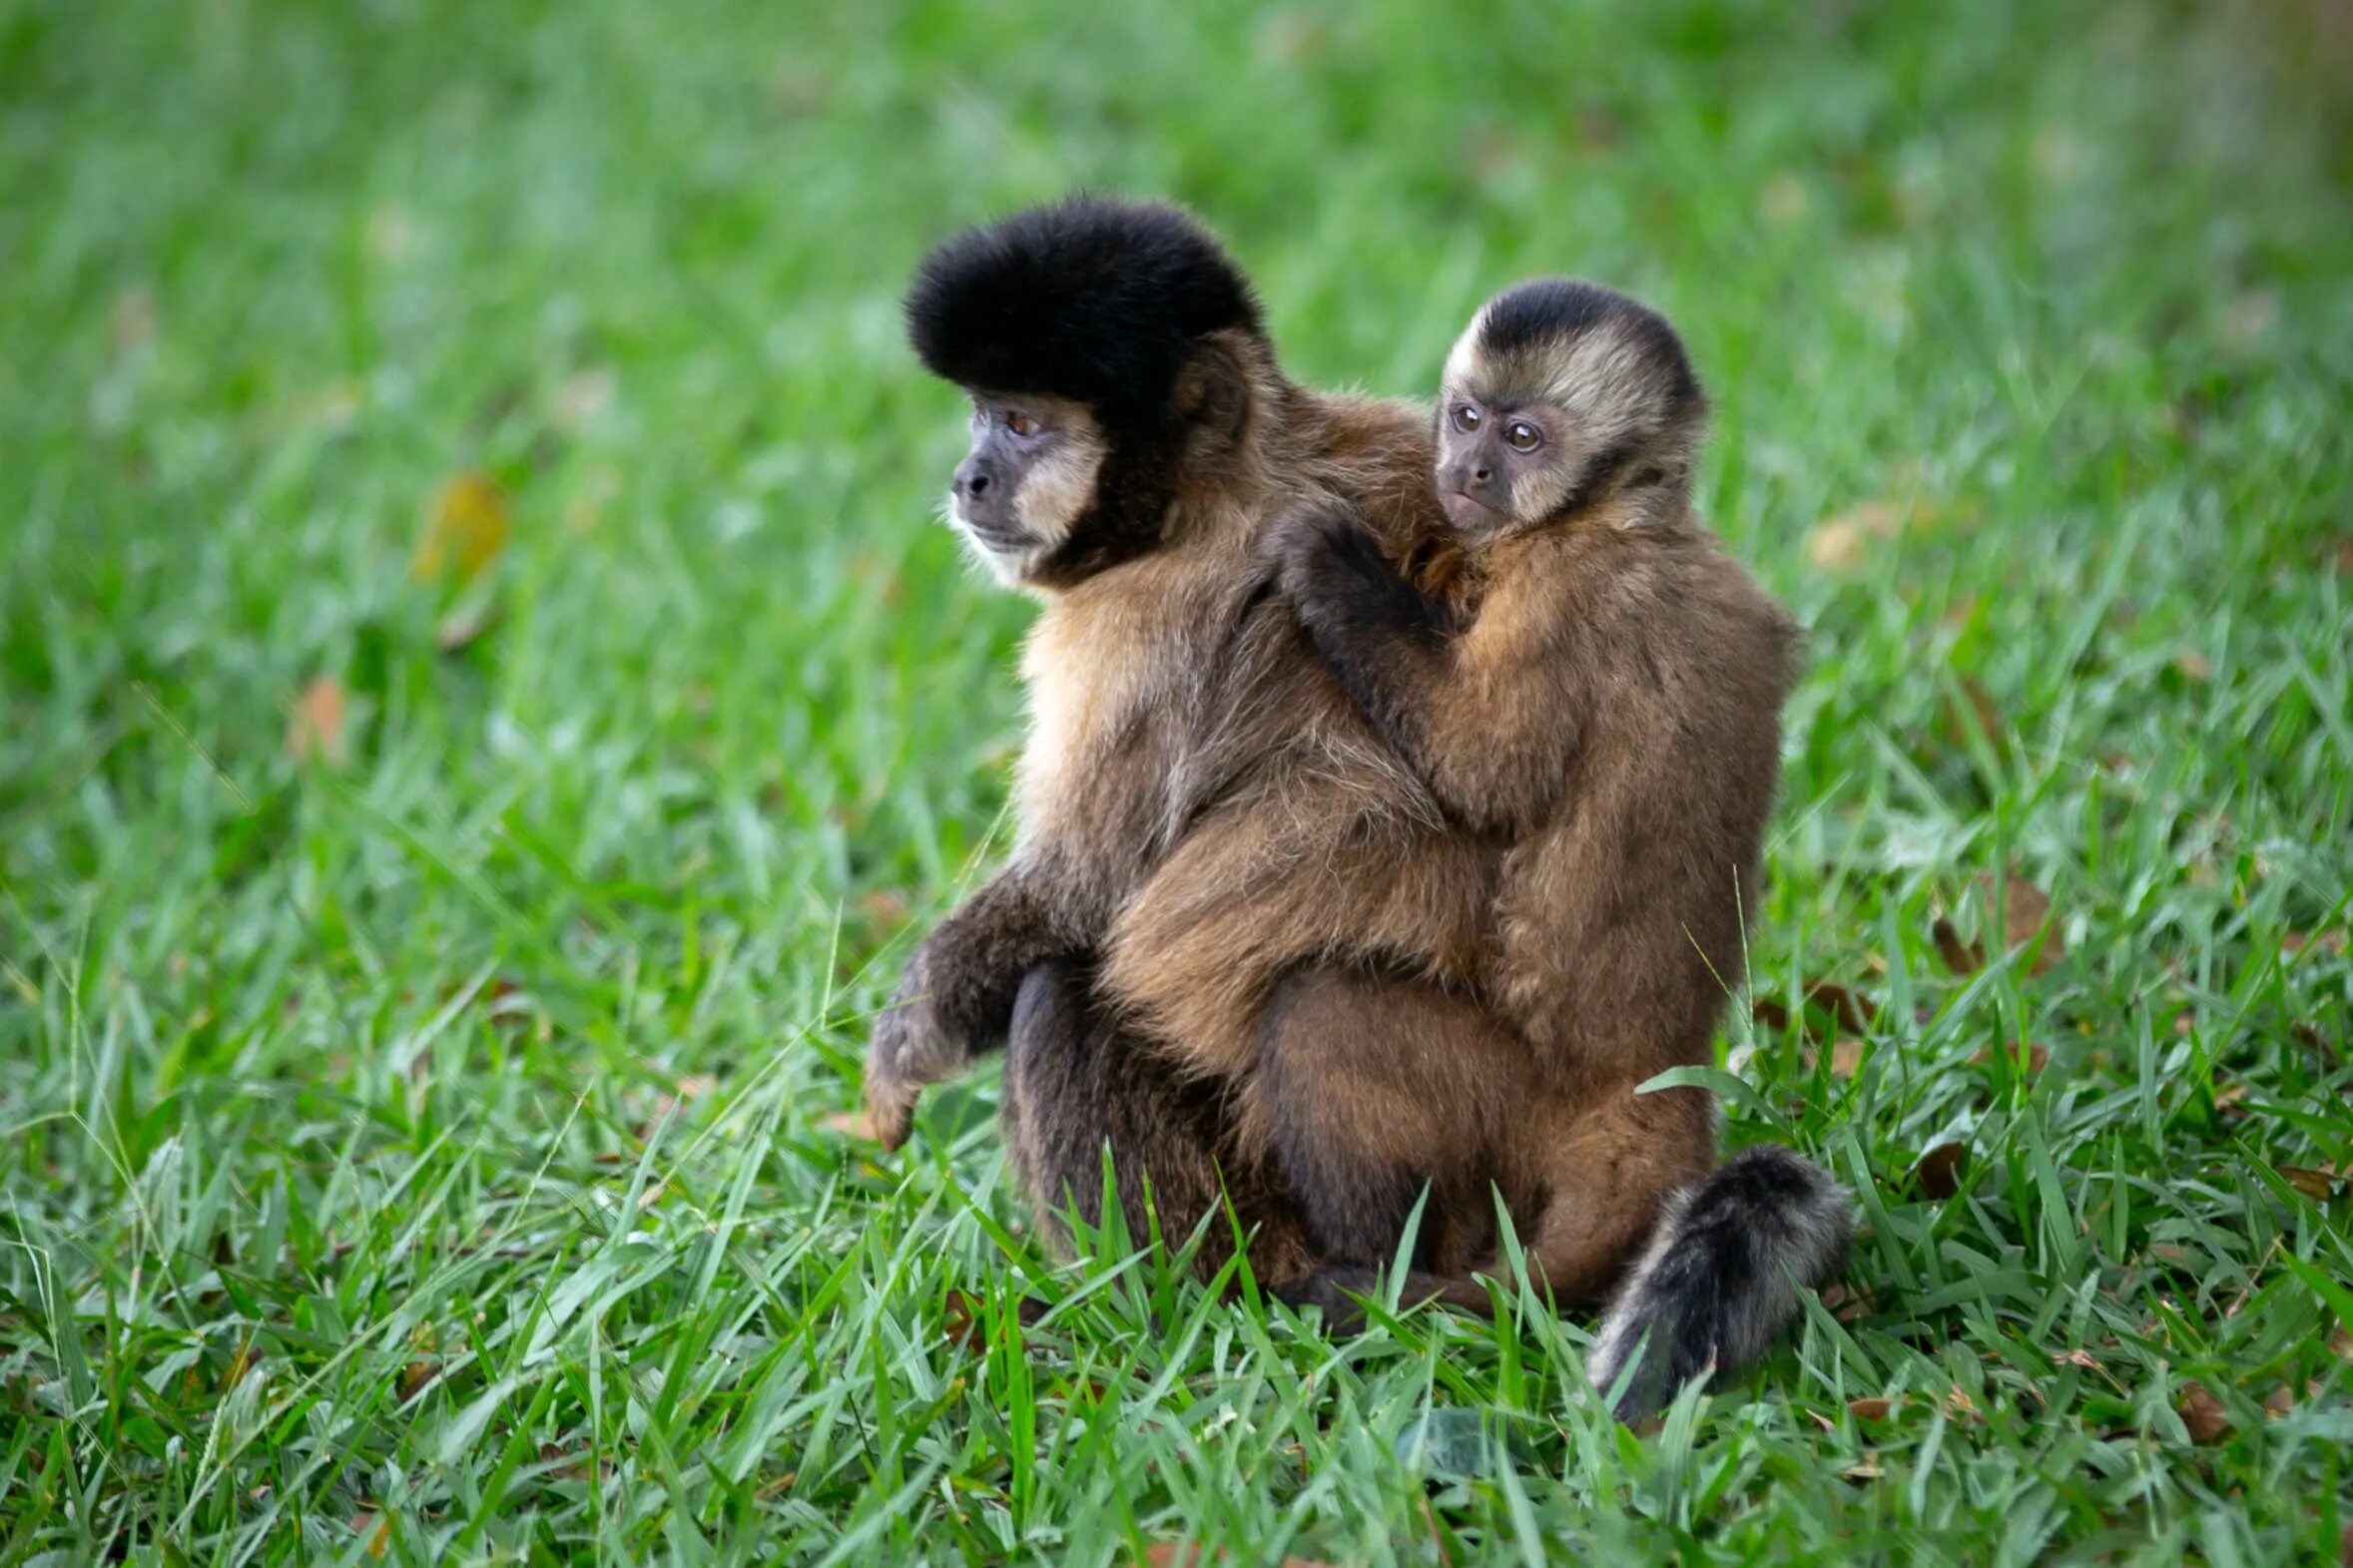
1172, 336, 1252, 450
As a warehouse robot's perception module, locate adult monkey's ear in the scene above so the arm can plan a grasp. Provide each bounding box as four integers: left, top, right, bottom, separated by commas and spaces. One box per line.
1172, 332, 1254, 451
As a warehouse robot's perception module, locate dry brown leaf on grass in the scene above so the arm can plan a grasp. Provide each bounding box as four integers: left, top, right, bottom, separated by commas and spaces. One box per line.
1910, 1142, 1968, 1201
2276, 1166, 2342, 1201
1970, 1041, 2051, 1073
1808, 1037, 1865, 1078
1819, 1281, 1875, 1323
654, 1074, 718, 1116
397, 1358, 438, 1401
286, 676, 347, 766
1848, 1396, 1894, 1421
351, 1508, 390, 1559
2261, 1382, 2319, 1417
1807, 499, 1929, 573
1932, 917, 1985, 976
1840, 1459, 1885, 1482
2176, 1382, 2230, 1442
857, 888, 912, 930
412, 473, 511, 585
2051, 1348, 2101, 1371
942, 1289, 983, 1351
1979, 872, 2063, 976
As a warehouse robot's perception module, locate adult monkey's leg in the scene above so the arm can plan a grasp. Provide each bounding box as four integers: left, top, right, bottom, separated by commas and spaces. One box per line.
1000, 958, 1313, 1286
1254, 966, 1537, 1281
1258, 969, 1711, 1328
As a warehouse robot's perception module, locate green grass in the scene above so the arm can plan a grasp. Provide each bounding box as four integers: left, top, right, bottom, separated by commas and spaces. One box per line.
4, 0, 2351, 1561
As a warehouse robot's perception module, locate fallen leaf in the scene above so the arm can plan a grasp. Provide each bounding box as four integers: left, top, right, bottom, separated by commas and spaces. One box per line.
2263, 1383, 2295, 1417
397, 1359, 437, 1401
2171, 651, 2211, 683
1932, 917, 1984, 976
1840, 1460, 1884, 1482
1969, 1041, 2051, 1073
1819, 1282, 1874, 1323
2214, 1082, 2250, 1113
1828, 1037, 1864, 1077
2051, 1348, 2100, 1370
413, 473, 510, 585
2176, 1382, 2230, 1442
942, 1289, 982, 1350
351, 1508, 389, 1560
1848, 1396, 1893, 1421
2290, 1023, 2334, 1058
2277, 1166, 2339, 1201
1910, 1142, 1968, 1201
657, 1074, 717, 1114
286, 676, 347, 767
1805, 1407, 1835, 1432
857, 889, 912, 929
1806, 517, 1868, 572
1977, 871, 2062, 976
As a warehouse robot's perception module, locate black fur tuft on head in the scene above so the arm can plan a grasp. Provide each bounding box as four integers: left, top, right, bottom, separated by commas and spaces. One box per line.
905, 197, 1264, 422
1477, 276, 1702, 414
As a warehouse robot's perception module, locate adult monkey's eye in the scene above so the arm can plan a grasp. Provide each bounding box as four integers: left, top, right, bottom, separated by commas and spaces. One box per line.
1005, 409, 1039, 438
1504, 420, 1542, 452
1452, 404, 1482, 433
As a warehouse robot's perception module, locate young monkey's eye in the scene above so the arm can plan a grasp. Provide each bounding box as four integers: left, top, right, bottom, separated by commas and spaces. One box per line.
1004, 409, 1039, 438
1452, 404, 1481, 433
1504, 420, 1542, 452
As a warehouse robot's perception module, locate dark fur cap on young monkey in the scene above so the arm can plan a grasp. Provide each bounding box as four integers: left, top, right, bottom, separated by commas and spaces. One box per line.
1437, 277, 1707, 537
903, 198, 1266, 589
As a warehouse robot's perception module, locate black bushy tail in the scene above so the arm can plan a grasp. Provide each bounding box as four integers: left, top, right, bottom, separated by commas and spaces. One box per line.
1587, 1145, 1854, 1424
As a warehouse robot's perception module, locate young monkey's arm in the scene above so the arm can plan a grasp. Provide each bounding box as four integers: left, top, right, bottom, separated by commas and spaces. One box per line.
864, 866, 1074, 1150
1272, 508, 1571, 830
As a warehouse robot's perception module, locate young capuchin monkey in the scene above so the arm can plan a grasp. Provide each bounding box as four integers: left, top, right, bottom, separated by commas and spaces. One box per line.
1238, 278, 1853, 1418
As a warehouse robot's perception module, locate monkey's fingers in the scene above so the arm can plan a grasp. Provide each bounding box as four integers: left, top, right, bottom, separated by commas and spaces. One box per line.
862, 1074, 917, 1153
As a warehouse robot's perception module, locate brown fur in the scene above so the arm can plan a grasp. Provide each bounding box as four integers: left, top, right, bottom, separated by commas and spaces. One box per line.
869, 318, 1468, 1282
1098, 351, 1799, 1309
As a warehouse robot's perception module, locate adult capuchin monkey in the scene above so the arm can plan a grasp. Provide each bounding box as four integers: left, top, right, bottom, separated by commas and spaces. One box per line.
865, 195, 1478, 1285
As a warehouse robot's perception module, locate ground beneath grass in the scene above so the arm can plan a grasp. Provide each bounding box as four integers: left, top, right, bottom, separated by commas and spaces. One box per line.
4, 1, 2351, 1562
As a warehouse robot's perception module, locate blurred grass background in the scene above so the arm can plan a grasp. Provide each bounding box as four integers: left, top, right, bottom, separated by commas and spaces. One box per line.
3, 0, 2351, 1562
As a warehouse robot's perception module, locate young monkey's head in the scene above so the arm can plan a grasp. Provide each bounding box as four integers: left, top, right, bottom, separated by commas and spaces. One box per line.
1435, 278, 1707, 541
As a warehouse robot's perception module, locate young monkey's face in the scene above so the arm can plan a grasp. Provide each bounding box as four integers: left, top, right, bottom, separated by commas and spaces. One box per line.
1433, 278, 1703, 542
1432, 384, 1579, 542
946, 391, 1107, 586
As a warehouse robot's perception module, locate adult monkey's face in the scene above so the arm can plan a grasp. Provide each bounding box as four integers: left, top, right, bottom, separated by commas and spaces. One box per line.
904, 196, 1268, 592
947, 390, 1107, 587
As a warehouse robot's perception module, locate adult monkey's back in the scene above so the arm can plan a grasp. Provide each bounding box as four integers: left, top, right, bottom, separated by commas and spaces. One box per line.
865, 197, 1485, 1280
